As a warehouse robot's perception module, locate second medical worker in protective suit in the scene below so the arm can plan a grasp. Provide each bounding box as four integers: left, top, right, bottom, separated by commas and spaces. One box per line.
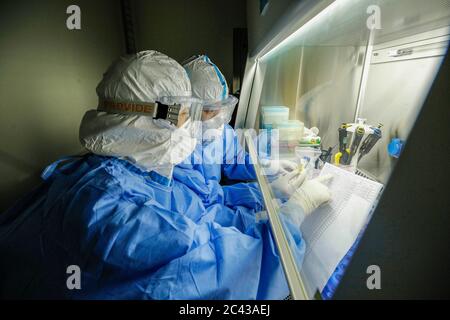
0, 50, 332, 299
174, 55, 302, 207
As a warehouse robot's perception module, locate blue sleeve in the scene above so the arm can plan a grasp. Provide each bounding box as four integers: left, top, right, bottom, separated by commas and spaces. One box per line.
221, 125, 256, 181
56, 170, 200, 298
73, 180, 271, 300
222, 182, 264, 212
173, 165, 225, 208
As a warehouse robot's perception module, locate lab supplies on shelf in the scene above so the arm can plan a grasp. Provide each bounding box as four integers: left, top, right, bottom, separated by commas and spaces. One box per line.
275, 120, 305, 142
261, 106, 289, 129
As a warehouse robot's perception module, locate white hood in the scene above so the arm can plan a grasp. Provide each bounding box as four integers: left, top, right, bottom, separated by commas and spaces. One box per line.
79, 50, 199, 175
79, 110, 198, 172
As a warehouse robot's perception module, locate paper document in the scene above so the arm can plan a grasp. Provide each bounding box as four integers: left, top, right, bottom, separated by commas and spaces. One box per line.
299, 163, 383, 297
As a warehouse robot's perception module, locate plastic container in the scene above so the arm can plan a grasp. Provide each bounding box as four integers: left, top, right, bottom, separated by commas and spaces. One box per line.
260, 106, 289, 129
273, 120, 304, 142
300, 136, 321, 145
295, 146, 322, 170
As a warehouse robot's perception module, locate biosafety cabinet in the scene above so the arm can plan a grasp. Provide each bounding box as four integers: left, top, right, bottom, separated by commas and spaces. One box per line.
236, 0, 450, 299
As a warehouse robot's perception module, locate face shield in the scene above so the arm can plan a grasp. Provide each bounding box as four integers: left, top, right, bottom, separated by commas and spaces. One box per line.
200, 95, 238, 145
201, 95, 238, 132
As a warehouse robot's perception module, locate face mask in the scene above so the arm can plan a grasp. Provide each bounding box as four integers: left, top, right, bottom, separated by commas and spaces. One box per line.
202, 111, 227, 131
200, 95, 238, 133
166, 118, 200, 164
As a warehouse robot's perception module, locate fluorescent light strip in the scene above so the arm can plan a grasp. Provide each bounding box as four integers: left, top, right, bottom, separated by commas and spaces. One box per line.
258, 0, 343, 61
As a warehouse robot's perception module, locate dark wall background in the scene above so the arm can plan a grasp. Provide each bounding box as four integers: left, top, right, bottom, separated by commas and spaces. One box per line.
0, 0, 248, 213
132, 0, 247, 91
0, 0, 125, 212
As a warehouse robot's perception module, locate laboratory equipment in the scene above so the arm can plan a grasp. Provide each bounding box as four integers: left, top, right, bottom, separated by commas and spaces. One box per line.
260, 106, 289, 129
235, 0, 450, 300
387, 138, 405, 158
347, 126, 365, 165
300, 136, 321, 146
300, 126, 321, 146
358, 125, 383, 162
333, 119, 382, 168
274, 120, 305, 142
295, 146, 322, 171
319, 147, 334, 167
334, 124, 350, 165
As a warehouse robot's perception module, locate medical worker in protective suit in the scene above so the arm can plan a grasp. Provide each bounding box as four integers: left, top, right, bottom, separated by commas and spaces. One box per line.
0, 50, 332, 300
174, 55, 302, 207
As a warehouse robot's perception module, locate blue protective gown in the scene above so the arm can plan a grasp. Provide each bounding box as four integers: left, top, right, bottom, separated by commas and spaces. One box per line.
174, 124, 257, 208
177, 124, 256, 182
0, 154, 305, 299
173, 124, 350, 299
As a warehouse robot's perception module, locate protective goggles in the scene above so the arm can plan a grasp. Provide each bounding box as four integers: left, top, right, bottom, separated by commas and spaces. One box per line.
98, 96, 203, 127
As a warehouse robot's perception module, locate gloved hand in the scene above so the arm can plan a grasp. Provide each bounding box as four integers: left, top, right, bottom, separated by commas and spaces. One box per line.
288, 174, 333, 215
260, 159, 298, 176
270, 169, 307, 199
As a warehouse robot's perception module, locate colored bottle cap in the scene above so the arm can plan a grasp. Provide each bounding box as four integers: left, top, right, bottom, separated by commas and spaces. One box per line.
388, 138, 403, 158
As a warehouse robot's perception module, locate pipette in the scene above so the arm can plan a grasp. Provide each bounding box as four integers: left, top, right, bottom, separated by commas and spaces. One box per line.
358, 124, 383, 163
346, 126, 365, 165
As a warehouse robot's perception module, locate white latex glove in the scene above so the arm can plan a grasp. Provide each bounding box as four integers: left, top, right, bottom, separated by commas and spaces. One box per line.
260, 159, 298, 176
270, 169, 307, 199
289, 174, 333, 216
